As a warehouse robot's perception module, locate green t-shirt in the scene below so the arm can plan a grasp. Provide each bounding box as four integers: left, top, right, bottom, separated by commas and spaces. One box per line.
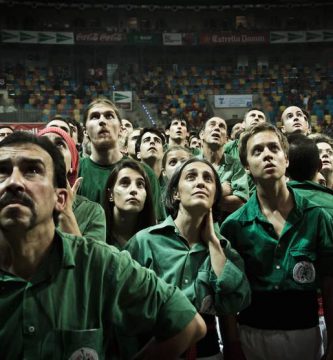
0, 230, 197, 359
78, 156, 165, 221
72, 194, 106, 242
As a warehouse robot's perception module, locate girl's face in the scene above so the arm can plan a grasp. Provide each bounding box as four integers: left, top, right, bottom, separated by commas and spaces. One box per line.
112, 167, 147, 213
174, 161, 216, 214
164, 149, 191, 180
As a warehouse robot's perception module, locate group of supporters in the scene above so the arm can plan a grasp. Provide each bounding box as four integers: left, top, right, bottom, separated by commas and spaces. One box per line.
1, 97, 333, 360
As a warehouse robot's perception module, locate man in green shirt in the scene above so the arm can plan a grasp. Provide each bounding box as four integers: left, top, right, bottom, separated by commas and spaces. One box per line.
224, 108, 267, 161
38, 126, 106, 242
77, 97, 165, 221
199, 116, 249, 219
287, 133, 333, 217
220, 123, 333, 360
0, 132, 206, 359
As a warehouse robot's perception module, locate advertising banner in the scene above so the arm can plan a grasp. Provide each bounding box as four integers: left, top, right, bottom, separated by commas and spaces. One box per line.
214, 95, 253, 108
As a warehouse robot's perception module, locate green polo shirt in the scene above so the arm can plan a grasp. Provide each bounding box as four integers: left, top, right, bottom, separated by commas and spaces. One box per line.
72, 194, 106, 242
78, 156, 165, 221
199, 153, 249, 202
224, 139, 240, 160
288, 180, 333, 217
0, 230, 198, 359
220, 186, 333, 292
126, 216, 251, 316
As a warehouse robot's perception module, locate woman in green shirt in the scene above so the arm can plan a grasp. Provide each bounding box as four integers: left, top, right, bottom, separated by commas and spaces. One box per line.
126, 158, 250, 359
104, 159, 156, 248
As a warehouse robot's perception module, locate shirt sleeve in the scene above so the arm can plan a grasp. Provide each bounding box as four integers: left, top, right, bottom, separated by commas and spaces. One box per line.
75, 200, 107, 242
210, 238, 251, 315
108, 250, 197, 340
230, 161, 249, 202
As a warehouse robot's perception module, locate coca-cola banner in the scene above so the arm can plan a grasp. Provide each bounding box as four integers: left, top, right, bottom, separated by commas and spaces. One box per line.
75, 32, 125, 44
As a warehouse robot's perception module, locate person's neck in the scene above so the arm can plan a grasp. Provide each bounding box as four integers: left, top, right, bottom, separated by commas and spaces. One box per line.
0, 222, 56, 280
112, 210, 139, 247
169, 138, 186, 147
174, 207, 205, 246
256, 178, 291, 212
326, 172, 333, 190
142, 158, 162, 178
202, 144, 224, 166
90, 145, 123, 166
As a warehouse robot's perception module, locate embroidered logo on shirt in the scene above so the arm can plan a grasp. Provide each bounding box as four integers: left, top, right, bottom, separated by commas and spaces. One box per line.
293, 261, 316, 284
68, 348, 98, 360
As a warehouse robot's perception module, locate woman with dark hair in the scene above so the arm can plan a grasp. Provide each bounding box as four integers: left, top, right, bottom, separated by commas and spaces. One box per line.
126, 158, 250, 359
104, 159, 156, 248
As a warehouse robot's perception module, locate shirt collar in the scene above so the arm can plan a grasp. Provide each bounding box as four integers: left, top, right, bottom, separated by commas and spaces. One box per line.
237, 184, 317, 223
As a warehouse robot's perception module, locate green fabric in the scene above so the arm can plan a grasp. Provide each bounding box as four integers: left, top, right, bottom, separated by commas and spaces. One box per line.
78, 156, 165, 221
224, 139, 240, 160
220, 186, 333, 292
0, 230, 197, 360
215, 153, 249, 201
126, 216, 251, 316
288, 180, 333, 217
198, 152, 249, 202
72, 194, 106, 242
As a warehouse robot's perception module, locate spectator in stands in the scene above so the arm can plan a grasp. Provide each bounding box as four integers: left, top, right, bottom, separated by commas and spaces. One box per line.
127, 128, 142, 161
103, 159, 156, 248
224, 108, 267, 160
126, 158, 250, 360
189, 133, 202, 150
220, 123, 333, 360
47, 115, 73, 137
200, 116, 249, 219
0, 131, 206, 359
162, 146, 192, 182
119, 119, 134, 156
121, 118, 134, 135
0, 126, 14, 142
281, 106, 311, 135
165, 117, 189, 148
136, 127, 165, 179
77, 97, 165, 221
310, 134, 333, 190
67, 117, 84, 150
229, 122, 244, 141
38, 127, 106, 242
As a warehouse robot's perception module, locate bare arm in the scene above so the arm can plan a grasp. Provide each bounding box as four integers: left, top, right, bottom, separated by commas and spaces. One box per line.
133, 313, 206, 360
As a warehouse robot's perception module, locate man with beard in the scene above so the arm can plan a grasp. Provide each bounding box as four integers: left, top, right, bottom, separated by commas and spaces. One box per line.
0, 131, 207, 359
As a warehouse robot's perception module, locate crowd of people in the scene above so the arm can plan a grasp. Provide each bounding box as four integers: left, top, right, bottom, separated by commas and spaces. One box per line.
1, 98, 333, 360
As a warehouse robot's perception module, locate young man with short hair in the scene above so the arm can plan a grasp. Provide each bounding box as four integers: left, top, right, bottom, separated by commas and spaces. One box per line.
77, 97, 164, 221
220, 123, 333, 360
281, 106, 311, 136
